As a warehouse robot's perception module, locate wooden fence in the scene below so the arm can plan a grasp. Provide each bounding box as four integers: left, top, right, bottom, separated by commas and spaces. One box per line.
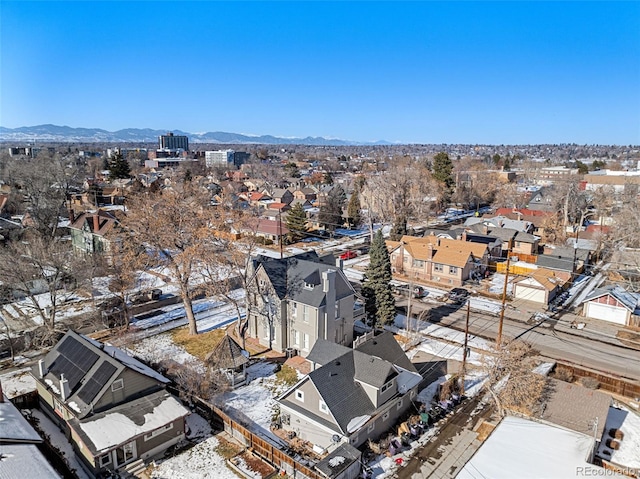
195, 397, 323, 479
555, 362, 640, 399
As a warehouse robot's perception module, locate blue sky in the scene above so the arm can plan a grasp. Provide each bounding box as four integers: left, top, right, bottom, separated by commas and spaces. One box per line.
1, 1, 639, 144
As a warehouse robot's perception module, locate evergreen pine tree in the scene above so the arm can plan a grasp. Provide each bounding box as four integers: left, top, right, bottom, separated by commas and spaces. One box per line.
108, 152, 131, 179
389, 216, 407, 241
285, 202, 309, 242
432, 152, 454, 189
363, 230, 396, 327
346, 188, 362, 229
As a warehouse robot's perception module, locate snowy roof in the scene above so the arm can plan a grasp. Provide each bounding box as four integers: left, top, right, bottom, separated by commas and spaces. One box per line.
597, 406, 640, 470
457, 416, 622, 479
583, 285, 640, 313
0, 368, 37, 399
314, 443, 361, 478
0, 444, 61, 478
72, 390, 189, 454
0, 400, 42, 443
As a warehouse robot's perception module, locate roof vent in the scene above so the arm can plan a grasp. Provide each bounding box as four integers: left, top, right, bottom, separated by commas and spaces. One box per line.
335, 361, 341, 366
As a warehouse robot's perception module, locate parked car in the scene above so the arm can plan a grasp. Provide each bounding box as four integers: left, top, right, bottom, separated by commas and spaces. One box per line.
447, 288, 470, 304
340, 250, 358, 260
394, 284, 427, 298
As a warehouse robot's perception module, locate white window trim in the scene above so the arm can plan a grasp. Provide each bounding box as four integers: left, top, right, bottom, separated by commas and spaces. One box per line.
99, 453, 111, 467
111, 379, 124, 392
319, 400, 329, 414
295, 390, 304, 402
382, 411, 389, 421
397, 399, 403, 410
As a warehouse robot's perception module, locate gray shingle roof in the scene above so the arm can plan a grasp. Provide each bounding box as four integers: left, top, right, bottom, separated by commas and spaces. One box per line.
306, 339, 352, 366
539, 379, 611, 438
258, 253, 355, 307
355, 331, 418, 373
307, 353, 376, 434
205, 334, 249, 370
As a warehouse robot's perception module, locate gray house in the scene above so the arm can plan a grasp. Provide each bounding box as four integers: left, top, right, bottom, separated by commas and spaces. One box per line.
31, 331, 189, 477
246, 252, 357, 356
277, 332, 422, 451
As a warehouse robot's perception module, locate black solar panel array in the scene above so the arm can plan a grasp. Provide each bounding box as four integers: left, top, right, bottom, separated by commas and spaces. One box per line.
49, 336, 99, 391
77, 361, 117, 404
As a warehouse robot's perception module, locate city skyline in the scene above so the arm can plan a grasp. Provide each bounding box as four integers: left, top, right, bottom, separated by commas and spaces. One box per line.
1, 1, 639, 145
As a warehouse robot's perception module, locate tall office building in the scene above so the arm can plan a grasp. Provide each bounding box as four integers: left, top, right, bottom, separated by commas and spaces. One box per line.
205, 150, 248, 168
159, 132, 189, 151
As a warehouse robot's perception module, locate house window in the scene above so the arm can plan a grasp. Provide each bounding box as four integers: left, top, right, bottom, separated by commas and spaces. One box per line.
319, 400, 329, 414
368, 422, 375, 433
449, 266, 458, 274
295, 390, 304, 402
434, 263, 443, 272
383, 412, 389, 421
144, 422, 173, 441
293, 330, 300, 347
381, 380, 393, 393
111, 379, 124, 392
303, 305, 309, 322
403, 256, 407, 263
303, 333, 309, 351
99, 454, 111, 468
412, 259, 425, 268
397, 399, 403, 410
291, 302, 297, 316
304, 282, 314, 290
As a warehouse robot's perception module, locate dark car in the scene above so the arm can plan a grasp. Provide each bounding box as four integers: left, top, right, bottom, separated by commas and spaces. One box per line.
447, 287, 470, 304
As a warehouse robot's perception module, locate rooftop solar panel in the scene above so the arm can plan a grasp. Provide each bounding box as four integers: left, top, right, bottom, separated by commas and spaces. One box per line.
77, 361, 117, 404
50, 335, 100, 393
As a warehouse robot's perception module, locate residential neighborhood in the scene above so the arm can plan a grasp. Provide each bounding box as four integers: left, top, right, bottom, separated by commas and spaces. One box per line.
0, 134, 639, 479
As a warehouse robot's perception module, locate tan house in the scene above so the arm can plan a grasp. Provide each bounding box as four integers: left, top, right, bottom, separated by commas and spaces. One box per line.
512, 268, 564, 305
388, 235, 490, 286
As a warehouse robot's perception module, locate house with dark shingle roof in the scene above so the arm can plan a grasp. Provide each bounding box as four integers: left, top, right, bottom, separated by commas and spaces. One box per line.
69, 209, 120, 254
30, 330, 189, 477
246, 251, 357, 356
277, 331, 421, 450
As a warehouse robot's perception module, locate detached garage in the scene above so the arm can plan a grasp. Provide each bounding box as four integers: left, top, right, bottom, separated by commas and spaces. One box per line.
513, 268, 563, 305
582, 285, 640, 326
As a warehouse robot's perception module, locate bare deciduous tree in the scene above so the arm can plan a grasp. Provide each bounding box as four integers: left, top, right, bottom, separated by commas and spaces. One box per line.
482, 340, 546, 417
112, 183, 219, 335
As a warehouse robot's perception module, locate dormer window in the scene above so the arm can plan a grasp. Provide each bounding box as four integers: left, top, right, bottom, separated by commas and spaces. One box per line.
381, 380, 394, 393
304, 281, 314, 290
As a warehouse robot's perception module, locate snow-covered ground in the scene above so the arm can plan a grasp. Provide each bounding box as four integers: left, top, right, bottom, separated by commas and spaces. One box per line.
489, 273, 514, 295
214, 361, 291, 446
29, 409, 91, 479
393, 315, 492, 352
126, 333, 200, 367
150, 414, 239, 479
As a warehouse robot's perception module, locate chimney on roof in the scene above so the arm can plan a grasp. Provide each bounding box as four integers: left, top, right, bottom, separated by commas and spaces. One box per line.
93, 213, 100, 232
38, 359, 47, 378
462, 230, 467, 242
60, 374, 70, 401
68, 208, 75, 223
335, 257, 344, 269
428, 243, 434, 260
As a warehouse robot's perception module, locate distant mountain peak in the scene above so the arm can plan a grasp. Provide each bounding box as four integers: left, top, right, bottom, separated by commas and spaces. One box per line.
0, 125, 391, 146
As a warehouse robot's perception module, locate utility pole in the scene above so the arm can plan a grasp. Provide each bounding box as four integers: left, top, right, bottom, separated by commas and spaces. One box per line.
406, 281, 413, 335
278, 209, 283, 259
496, 238, 513, 348
460, 300, 470, 396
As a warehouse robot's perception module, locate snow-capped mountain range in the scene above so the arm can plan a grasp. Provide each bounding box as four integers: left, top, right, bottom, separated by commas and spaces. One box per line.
0, 124, 390, 146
